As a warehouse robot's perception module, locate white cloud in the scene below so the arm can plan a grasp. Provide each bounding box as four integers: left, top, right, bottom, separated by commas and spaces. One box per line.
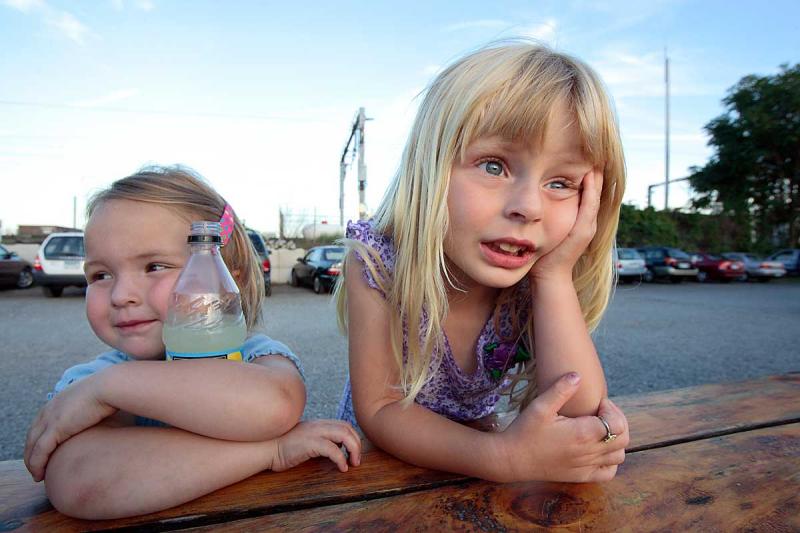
521, 18, 558, 45
3, 0, 90, 44
72, 89, 140, 108
109, 0, 153, 10
46, 11, 88, 44
3, 0, 44, 12
444, 19, 508, 32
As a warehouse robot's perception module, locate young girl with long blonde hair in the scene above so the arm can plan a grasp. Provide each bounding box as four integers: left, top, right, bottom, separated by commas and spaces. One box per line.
336, 41, 629, 483
25, 167, 360, 519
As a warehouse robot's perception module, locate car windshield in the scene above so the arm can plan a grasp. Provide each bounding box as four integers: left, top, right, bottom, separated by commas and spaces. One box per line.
323, 248, 345, 261
667, 248, 691, 260
617, 249, 641, 260
44, 237, 84, 258
248, 233, 266, 255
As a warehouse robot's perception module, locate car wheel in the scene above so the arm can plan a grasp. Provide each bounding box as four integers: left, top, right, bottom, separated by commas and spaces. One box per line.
696, 271, 707, 283
290, 270, 298, 287
313, 276, 323, 294
16, 269, 34, 289
265, 279, 272, 296
643, 269, 654, 283
43, 285, 63, 297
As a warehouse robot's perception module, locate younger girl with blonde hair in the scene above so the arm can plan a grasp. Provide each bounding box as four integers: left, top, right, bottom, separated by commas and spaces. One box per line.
25, 166, 360, 519
337, 41, 629, 483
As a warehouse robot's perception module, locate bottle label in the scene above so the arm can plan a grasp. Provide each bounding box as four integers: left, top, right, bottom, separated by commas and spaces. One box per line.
166, 349, 243, 361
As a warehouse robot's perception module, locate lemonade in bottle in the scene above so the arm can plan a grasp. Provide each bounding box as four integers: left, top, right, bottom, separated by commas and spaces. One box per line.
163, 221, 246, 360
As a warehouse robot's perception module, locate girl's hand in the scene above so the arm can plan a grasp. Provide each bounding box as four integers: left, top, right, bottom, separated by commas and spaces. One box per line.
24, 373, 117, 481
271, 420, 362, 473
492, 372, 629, 483
529, 169, 604, 283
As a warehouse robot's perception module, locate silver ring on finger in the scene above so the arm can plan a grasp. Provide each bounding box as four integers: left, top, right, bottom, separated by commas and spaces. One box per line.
597, 415, 618, 443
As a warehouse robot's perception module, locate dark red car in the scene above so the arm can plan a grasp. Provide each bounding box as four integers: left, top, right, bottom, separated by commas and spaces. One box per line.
689, 252, 745, 283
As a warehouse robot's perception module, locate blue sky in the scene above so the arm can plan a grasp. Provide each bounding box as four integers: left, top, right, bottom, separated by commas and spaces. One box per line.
2, 0, 798, 235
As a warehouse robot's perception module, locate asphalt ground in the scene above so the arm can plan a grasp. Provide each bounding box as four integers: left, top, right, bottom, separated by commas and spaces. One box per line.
1, 279, 798, 461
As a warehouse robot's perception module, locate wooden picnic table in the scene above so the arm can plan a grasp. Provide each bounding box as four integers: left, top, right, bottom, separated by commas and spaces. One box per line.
1, 373, 798, 531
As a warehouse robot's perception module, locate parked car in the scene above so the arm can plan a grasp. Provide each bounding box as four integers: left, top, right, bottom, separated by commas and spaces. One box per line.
33, 232, 86, 297
637, 246, 698, 283
721, 252, 786, 282
290, 245, 345, 294
767, 249, 800, 276
246, 229, 271, 297
0, 244, 35, 289
615, 247, 647, 283
689, 252, 745, 283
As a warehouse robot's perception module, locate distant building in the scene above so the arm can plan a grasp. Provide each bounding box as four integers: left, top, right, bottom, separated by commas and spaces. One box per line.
13, 225, 82, 244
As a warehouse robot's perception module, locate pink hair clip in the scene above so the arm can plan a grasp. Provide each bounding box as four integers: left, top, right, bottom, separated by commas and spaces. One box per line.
219, 203, 235, 246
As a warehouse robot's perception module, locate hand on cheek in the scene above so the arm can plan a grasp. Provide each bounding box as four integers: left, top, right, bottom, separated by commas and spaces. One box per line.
529, 169, 604, 283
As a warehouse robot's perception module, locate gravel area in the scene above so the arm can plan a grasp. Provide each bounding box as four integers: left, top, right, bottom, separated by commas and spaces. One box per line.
1, 279, 798, 461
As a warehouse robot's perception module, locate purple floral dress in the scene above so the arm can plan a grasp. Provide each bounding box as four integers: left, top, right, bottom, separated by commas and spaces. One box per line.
336, 220, 532, 428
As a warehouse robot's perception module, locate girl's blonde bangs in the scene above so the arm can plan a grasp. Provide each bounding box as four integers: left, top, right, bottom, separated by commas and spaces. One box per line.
454, 50, 613, 168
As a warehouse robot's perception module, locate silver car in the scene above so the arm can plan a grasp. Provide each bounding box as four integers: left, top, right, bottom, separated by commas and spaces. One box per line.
721, 252, 786, 282
615, 247, 648, 283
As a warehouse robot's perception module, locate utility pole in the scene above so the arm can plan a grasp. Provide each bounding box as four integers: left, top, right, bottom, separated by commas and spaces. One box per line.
73, 196, 77, 229
339, 107, 369, 225
357, 107, 367, 221
664, 49, 670, 211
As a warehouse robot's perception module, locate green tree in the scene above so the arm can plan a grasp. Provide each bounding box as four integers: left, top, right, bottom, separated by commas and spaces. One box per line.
689, 64, 800, 249
616, 204, 680, 248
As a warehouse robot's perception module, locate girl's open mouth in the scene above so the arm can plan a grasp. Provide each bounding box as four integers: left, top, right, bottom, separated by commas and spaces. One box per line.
485, 241, 531, 257
480, 241, 536, 269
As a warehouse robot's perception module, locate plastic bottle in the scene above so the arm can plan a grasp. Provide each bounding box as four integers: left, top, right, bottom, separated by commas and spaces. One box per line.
163, 221, 246, 361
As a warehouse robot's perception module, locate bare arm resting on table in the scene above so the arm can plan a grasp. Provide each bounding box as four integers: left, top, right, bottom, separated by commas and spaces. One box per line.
43, 419, 361, 520
25, 355, 306, 482
345, 255, 628, 484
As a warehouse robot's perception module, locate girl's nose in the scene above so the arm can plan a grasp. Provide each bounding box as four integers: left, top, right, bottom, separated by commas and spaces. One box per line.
505, 178, 543, 222
110, 276, 142, 307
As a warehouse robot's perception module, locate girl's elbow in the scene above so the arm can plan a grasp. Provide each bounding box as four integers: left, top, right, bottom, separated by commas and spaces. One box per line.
252, 380, 305, 439
45, 461, 105, 519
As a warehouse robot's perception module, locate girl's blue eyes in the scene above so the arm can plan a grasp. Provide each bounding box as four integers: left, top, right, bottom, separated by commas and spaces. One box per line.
480, 160, 504, 176
477, 160, 575, 191
147, 263, 168, 273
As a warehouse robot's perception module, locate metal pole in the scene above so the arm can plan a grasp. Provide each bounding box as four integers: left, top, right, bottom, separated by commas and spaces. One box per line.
339, 160, 346, 227
339, 115, 358, 226
664, 50, 670, 211
357, 107, 367, 220
73, 196, 77, 228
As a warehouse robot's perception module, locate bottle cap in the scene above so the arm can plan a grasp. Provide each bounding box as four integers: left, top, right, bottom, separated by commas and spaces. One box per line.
188, 221, 223, 244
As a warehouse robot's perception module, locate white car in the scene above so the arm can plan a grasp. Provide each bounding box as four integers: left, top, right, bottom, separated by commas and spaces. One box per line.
33, 232, 86, 297
615, 248, 648, 283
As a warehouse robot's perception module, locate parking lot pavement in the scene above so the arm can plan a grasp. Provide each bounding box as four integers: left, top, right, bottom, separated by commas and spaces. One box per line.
2, 280, 799, 461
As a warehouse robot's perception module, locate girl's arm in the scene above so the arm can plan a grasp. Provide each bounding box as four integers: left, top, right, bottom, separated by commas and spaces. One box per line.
98, 355, 306, 440
44, 419, 361, 520
24, 356, 305, 482
530, 278, 607, 417
529, 169, 608, 417
345, 254, 627, 483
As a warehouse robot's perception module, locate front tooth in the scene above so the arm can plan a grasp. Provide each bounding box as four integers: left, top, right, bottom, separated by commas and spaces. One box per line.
497, 243, 522, 253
